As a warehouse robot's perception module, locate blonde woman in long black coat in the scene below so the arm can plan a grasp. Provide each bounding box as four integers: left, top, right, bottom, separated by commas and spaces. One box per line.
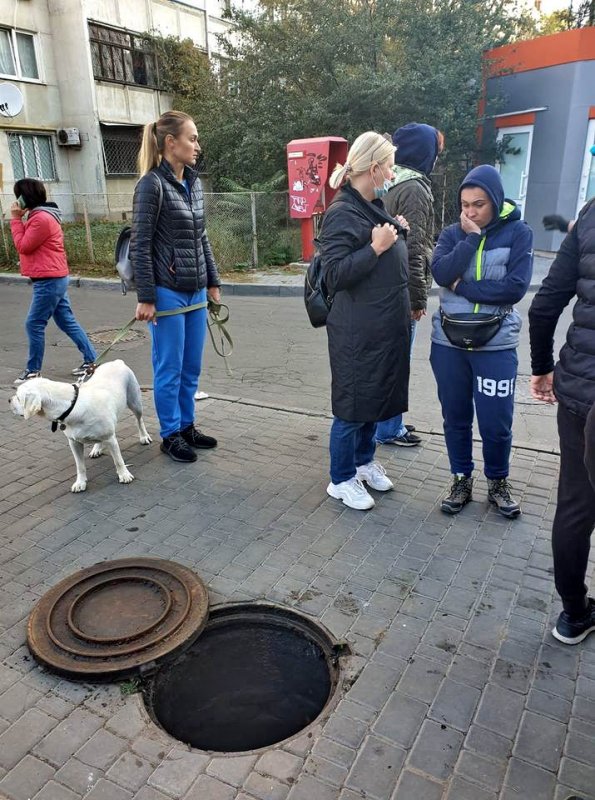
320, 131, 411, 511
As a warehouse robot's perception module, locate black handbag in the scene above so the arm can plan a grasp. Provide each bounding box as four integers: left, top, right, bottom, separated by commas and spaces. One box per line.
440, 308, 509, 349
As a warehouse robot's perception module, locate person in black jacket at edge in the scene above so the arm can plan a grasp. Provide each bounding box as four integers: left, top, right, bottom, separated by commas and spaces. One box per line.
529, 197, 595, 645
319, 131, 411, 511
130, 111, 221, 463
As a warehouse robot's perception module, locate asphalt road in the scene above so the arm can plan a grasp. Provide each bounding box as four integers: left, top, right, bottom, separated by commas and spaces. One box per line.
0, 281, 574, 452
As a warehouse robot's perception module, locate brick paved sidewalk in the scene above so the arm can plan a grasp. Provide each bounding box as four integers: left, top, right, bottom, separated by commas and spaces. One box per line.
0, 391, 594, 800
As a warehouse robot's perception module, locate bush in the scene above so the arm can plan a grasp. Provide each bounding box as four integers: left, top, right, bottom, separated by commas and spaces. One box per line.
63, 221, 125, 269
0, 194, 302, 276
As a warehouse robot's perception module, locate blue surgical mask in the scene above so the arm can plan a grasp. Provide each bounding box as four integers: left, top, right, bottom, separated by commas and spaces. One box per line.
372, 164, 393, 199
373, 179, 392, 199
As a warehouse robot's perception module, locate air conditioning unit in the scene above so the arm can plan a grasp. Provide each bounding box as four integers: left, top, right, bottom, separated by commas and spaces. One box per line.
56, 127, 81, 147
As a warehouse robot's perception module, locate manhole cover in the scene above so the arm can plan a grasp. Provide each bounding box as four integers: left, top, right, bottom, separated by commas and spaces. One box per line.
88, 327, 145, 345
27, 558, 209, 679
143, 603, 346, 753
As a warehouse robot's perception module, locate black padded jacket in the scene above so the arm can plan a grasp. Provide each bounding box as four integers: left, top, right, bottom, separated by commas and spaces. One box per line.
130, 159, 220, 304
529, 198, 595, 418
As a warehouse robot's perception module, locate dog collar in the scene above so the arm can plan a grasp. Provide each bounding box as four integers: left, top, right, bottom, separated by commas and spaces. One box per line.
51, 384, 79, 432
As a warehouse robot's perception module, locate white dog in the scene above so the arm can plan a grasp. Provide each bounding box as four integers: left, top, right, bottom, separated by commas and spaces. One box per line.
10, 360, 152, 493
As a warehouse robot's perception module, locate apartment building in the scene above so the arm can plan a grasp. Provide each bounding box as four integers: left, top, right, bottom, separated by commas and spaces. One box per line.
0, 0, 253, 218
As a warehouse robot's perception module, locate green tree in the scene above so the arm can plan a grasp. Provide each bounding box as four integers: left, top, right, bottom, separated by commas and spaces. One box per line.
540, 0, 594, 32
198, 0, 536, 186
148, 1, 537, 188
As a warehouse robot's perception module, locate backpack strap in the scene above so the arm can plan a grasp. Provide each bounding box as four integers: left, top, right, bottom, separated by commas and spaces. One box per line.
152, 171, 164, 220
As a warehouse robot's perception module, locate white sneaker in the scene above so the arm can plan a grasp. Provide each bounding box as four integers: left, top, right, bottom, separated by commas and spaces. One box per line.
194, 391, 209, 401
356, 461, 394, 491
327, 477, 375, 510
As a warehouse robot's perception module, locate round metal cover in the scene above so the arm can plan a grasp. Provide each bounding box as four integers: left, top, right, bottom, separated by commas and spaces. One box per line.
27, 558, 209, 679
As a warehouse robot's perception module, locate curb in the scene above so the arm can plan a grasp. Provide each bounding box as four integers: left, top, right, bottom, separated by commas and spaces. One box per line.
138, 389, 561, 457
0, 272, 547, 296
0, 272, 304, 297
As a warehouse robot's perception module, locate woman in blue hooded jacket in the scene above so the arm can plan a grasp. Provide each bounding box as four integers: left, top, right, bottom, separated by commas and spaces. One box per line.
430, 165, 533, 518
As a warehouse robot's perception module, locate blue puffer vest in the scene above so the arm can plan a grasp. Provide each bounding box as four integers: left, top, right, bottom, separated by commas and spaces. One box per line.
431, 165, 533, 351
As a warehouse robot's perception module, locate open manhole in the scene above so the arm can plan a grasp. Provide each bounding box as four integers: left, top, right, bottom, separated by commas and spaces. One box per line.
143, 603, 346, 753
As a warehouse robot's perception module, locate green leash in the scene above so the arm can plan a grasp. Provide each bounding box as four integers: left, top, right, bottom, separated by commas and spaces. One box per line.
91, 300, 233, 378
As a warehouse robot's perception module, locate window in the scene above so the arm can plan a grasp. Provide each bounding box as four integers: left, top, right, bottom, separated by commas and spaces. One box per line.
100, 125, 142, 175
88, 23, 158, 87
8, 133, 56, 181
0, 27, 40, 80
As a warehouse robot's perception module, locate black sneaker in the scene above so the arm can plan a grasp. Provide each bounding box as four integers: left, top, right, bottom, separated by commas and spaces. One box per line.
553, 598, 595, 645
405, 424, 416, 432
180, 424, 217, 449
441, 475, 473, 514
385, 431, 422, 447
72, 362, 95, 377
160, 433, 197, 462
487, 478, 521, 518
14, 370, 41, 385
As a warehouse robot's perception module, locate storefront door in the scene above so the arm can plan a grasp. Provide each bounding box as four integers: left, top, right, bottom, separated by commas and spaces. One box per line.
496, 125, 534, 218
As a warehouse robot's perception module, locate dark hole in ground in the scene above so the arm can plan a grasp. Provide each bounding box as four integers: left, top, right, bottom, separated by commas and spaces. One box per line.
144, 604, 340, 752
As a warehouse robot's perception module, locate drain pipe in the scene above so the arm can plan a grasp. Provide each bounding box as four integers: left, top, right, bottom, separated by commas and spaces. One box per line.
204, 7, 211, 60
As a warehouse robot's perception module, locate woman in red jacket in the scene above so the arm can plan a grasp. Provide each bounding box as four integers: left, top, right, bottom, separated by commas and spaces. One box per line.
10, 179, 96, 385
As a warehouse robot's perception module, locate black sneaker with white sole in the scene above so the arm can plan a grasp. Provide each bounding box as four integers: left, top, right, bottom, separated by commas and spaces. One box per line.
552, 598, 595, 645
160, 433, 197, 462
441, 475, 473, 514
14, 370, 41, 385
487, 478, 521, 518
384, 431, 422, 446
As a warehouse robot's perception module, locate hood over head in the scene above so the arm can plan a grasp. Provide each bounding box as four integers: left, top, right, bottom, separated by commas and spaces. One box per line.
458, 164, 522, 228
392, 123, 440, 176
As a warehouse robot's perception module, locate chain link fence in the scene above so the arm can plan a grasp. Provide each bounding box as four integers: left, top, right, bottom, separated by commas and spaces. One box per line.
0, 176, 463, 274
0, 190, 302, 274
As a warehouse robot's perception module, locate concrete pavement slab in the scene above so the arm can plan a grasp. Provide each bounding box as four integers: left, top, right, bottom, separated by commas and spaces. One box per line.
1, 283, 594, 800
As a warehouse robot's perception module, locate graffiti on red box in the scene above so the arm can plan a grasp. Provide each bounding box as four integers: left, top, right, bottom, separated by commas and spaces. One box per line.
286, 138, 348, 222
288, 151, 327, 217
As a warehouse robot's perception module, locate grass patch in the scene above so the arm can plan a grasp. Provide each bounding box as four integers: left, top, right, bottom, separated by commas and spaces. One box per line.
0, 219, 302, 275
120, 677, 141, 696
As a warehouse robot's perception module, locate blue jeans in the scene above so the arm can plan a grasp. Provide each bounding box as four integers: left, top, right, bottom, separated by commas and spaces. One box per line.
375, 319, 417, 442
430, 343, 518, 479
329, 417, 376, 484
151, 286, 207, 439
25, 277, 96, 372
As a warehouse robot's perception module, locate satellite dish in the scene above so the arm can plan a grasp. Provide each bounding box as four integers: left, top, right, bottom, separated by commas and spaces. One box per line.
0, 83, 24, 119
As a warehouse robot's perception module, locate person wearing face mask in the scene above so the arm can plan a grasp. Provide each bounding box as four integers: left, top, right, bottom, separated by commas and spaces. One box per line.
131, 111, 221, 463
376, 123, 444, 448
319, 131, 410, 511
430, 165, 533, 518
